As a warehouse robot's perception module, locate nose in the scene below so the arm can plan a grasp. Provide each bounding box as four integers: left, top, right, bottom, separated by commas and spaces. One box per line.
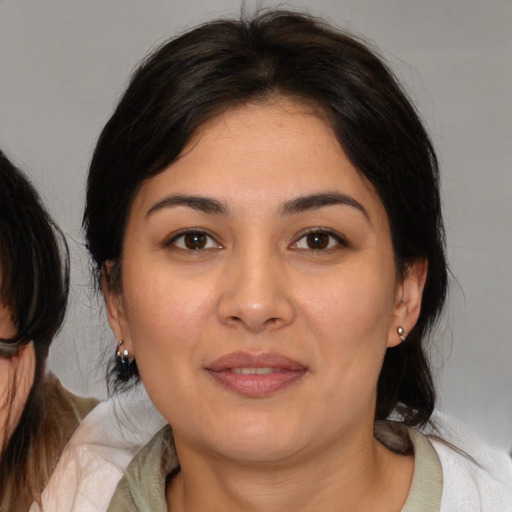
217, 248, 295, 333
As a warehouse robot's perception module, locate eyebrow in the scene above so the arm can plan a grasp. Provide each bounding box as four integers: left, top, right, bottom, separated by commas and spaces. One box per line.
146, 195, 229, 217
281, 192, 370, 222
146, 191, 369, 222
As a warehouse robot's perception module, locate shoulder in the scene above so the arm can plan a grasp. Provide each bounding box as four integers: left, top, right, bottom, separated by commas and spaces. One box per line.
3, 375, 98, 511
32, 385, 167, 512
424, 412, 512, 512
43, 373, 99, 422
107, 426, 176, 512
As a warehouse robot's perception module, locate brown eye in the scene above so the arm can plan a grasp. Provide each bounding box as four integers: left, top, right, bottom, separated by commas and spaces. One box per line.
169, 230, 220, 251
306, 232, 330, 250
170, 229, 222, 251
184, 233, 207, 250
292, 229, 346, 251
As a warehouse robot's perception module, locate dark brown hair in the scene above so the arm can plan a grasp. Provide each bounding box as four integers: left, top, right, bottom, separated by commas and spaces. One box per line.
0, 149, 70, 508
84, 10, 447, 426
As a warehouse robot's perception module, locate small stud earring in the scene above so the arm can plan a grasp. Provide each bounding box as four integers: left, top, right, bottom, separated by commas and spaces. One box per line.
115, 339, 136, 381
116, 339, 129, 363
397, 327, 406, 342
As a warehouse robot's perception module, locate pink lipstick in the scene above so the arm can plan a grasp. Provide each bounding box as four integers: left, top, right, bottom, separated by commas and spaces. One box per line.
206, 351, 307, 397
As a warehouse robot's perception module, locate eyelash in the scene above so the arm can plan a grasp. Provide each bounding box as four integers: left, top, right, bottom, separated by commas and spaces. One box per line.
164, 229, 221, 251
291, 228, 348, 251
164, 228, 348, 253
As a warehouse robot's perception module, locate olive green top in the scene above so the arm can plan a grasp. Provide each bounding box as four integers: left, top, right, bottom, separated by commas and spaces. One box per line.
107, 421, 442, 511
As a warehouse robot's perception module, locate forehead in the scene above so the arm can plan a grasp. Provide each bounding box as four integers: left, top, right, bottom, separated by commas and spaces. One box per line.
131, 98, 386, 222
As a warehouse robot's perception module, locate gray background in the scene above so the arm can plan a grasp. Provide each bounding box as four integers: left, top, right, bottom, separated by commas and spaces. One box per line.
1, 0, 511, 449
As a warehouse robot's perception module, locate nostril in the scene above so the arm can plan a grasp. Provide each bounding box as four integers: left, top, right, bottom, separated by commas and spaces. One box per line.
226, 315, 280, 330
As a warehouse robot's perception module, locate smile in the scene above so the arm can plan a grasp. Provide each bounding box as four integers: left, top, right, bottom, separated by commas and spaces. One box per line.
206, 352, 308, 397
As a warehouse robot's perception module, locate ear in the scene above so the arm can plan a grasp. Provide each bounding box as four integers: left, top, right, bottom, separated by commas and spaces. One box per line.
102, 262, 135, 356
388, 258, 428, 348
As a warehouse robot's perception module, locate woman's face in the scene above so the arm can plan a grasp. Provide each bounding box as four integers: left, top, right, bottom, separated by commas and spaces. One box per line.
0, 302, 16, 341
1, 283, 35, 445
106, 98, 425, 464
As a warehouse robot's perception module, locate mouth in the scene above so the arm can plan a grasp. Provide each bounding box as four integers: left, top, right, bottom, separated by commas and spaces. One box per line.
231, 367, 281, 375
205, 351, 308, 397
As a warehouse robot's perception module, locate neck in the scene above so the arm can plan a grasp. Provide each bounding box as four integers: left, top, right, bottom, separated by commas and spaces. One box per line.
167, 424, 413, 512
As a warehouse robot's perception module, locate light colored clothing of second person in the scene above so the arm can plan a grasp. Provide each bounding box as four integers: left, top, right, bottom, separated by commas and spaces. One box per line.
29, 385, 166, 512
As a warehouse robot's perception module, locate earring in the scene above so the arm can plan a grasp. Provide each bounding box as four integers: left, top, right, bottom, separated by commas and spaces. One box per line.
397, 327, 406, 342
115, 339, 136, 381
116, 339, 129, 363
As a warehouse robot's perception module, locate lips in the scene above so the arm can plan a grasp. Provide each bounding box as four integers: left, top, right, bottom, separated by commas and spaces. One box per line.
206, 351, 308, 397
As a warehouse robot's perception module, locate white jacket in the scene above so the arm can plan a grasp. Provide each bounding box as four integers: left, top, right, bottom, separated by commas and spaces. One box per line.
30, 386, 166, 512
427, 412, 512, 511
32, 388, 512, 512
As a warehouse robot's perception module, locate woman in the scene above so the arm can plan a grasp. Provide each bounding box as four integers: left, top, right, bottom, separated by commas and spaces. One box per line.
76, 10, 511, 511
0, 150, 98, 511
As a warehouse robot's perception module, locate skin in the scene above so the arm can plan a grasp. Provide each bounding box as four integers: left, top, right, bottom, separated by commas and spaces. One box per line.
105, 98, 427, 512
0, 299, 35, 448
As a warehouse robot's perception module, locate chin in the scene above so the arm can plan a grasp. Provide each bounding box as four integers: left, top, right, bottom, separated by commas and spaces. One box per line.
215, 438, 303, 465
203, 416, 309, 464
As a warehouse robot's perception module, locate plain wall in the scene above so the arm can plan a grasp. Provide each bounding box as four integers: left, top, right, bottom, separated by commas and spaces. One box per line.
1, 0, 511, 449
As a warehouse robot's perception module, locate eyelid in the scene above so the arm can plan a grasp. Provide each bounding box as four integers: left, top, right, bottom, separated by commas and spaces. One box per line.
290, 228, 349, 250
164, 228, 222, 250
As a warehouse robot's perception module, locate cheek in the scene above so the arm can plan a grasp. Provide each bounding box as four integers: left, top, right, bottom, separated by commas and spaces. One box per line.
0, 304, 17, 339
0, 358, 12, 416
297, 260, 396, 390
121, 265, 218, 358
119, 270, 222, 426
0, 357, 33, 441
299, 262, 396, 339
